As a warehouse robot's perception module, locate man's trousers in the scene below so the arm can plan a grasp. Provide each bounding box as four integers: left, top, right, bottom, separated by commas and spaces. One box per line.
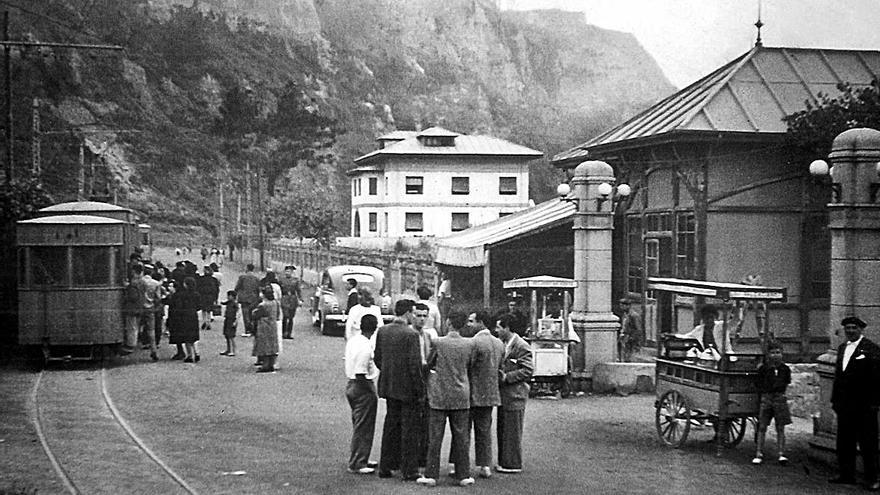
345, 379, 377, 470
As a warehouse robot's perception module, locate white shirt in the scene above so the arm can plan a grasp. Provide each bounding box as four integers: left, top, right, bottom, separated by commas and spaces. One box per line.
843, 336, 863, 371
345, 333, 378, 380
417, 327, 439, 365
345, 304, 383, 340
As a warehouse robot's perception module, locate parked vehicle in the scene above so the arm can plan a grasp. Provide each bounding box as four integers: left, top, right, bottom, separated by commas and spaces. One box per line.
310, 265, 393, 335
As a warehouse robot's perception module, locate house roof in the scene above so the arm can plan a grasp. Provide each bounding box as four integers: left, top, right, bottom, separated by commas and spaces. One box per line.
434, 196, 574, 267
552, 45, 880, 164
355, 126, 543, 165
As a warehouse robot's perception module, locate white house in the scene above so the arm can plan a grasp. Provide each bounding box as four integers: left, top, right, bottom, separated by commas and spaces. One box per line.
347, 127, 542, 238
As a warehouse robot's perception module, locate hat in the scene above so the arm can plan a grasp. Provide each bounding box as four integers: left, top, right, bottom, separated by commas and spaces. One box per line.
841, 316, 867, 328
285, 265, 296, 270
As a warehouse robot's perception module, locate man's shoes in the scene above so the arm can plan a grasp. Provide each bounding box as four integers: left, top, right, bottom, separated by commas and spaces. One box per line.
751, 456, 763, 465
183, 357, 194, 363
867, 481, 880, 491
194, 354, 200, 362
150, 352, 159, 362
367, 461, 379, 468
227, 353, 235, 357
377, 471, 393, 479
415, 477, 436, 487
828, 476, 857, 485
495, 466, 522, 474
402, 473, 421, 481
256, 368, 276, 373
458, 477, 475, 487
777, 455, 788, 465
171, 353, 184, 360
347, 467, 375, 475
477, 466, 492, 478
219, 351, 229, 356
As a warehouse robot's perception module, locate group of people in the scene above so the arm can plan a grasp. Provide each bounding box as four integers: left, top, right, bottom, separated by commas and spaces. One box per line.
343, 290, 534, 488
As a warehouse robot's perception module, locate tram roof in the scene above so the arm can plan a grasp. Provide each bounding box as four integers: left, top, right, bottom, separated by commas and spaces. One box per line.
39, 201, 131, 213
18, 214, 126, 225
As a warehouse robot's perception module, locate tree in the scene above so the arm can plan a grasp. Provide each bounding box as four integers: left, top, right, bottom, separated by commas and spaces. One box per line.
784, 78, 880, 156
266, 164, 344, 246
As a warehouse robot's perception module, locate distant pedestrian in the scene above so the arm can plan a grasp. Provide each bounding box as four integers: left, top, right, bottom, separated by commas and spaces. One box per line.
235, 264, 261, 337
418, 311, 475, 487
345, 288, 382, 341
618, 298, 643, 362
252, 286, 281, 373
374, 299, 423, 481
345, 313, 380, 475
196, 266, 220, 330
416, 285, 442, 334
829, 316, 880, 489
167, 277, 201, 363
200, 244, 209, 262
279, 265, 302, 340
220, 290, 241, 357
346, 279, 359, 314
495, 313, 534, 474
752, 340, 791, 465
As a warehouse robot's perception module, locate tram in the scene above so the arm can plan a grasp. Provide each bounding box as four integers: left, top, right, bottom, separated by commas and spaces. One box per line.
17, 201, 147, 363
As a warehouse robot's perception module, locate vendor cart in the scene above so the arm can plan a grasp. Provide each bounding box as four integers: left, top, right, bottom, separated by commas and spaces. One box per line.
503, 276, 578, 398
649, 277, 787, 455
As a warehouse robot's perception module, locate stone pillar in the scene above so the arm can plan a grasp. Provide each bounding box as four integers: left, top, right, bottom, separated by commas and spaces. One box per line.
570, 160, 621, 380
811, 127, 880, 460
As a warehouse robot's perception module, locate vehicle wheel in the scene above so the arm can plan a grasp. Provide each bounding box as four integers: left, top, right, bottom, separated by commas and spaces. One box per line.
656, 390, 691, 448
714, 417, 748, 448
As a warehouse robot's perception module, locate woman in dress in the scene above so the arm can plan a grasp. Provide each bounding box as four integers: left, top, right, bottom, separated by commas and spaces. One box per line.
168, 277, 201, 362
252, 285, 281, 373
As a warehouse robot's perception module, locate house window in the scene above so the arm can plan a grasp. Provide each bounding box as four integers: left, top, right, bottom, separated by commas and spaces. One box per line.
368, 212, 377, 232
351, 179, 356, 197
451, 213, 470, 232
384, 212, 388, 233
406, 176, 424, 194
451, 177, 469, 195
804, 213, 830, 299
675, 213, 695, 279
626, 216, 643, 294
369, 177, 377, 195
405, 212, 424, 232
499, 212, 512, 218
499, 177, 517, 195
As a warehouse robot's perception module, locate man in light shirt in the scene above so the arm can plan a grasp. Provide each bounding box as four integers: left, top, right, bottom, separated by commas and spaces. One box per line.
345, 288, 383, 340
344, 314, 380, 475
412, 302, 437, 470
416, 285, 442, 334
675, 304, 733, 354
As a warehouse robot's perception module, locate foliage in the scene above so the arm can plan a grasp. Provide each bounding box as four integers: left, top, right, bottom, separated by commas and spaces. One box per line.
784, 78, 880, 155
266, 165, 345, 246
0, 178, 54, 229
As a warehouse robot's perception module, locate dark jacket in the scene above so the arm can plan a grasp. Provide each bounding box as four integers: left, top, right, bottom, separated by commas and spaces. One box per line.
832, 337, 880, 411
374, 319, 424, 402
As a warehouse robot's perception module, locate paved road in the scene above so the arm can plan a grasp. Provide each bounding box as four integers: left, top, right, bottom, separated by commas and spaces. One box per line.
0, 248, 858, 494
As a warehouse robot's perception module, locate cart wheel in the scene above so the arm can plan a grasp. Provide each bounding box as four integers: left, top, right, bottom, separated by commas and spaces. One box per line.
716, 417, 748, 448
655, 390, 691, 448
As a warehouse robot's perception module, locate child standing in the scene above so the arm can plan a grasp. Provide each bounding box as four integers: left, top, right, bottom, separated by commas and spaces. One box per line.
752, 341, 792, 465
221, 290, 240, 356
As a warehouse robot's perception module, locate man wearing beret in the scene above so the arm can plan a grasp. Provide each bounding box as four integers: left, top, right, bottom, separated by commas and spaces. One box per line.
830, 316, 880, 490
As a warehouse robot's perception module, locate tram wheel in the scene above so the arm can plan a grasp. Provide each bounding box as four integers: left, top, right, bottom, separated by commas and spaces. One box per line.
656, 390, 691, 448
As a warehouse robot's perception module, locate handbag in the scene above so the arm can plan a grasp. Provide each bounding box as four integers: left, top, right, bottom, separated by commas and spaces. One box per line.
212, 303, 222, 316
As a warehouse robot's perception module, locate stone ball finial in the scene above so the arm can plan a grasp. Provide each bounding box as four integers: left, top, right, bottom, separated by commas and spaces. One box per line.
574, 160, 614, 178
832, 128, 880, 153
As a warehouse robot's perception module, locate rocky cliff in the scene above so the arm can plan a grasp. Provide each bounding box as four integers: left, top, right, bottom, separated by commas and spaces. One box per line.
15, 0, 673, 237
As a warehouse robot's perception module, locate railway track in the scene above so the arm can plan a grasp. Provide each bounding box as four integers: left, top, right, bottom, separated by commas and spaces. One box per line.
29, 366, 199, 495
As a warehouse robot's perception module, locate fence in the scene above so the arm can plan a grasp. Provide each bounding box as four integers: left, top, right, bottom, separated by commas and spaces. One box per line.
239, 239, 439, 298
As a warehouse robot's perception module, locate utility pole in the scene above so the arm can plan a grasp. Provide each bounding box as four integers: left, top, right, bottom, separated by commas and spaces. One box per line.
218, 176, 224, 250
245, 161, 251, 262
256, 161, 265, 271
31, 97, 38, 175
0, 9, 123, 184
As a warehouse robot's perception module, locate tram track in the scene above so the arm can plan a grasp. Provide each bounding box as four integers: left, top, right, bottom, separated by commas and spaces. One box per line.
29, 366, 199, 495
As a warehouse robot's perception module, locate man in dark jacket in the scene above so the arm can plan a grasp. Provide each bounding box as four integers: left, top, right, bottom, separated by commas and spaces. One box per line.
374, 299, 423, 481
234, 264, 261, 336
830, 316, 880, 490
495, 313, 534, 473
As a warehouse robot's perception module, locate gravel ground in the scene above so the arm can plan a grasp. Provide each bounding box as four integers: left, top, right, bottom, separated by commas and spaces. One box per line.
0, 248, 861, 494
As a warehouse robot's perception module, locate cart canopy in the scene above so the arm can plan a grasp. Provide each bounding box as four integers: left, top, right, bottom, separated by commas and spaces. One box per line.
647, 277, 787, 302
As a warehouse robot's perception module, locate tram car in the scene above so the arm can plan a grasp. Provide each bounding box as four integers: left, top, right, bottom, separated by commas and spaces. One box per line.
17, 201, 147, 363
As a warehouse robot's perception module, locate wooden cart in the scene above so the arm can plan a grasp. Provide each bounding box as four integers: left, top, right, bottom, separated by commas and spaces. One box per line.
503, 276, 577, 398
648, 277, 788, 455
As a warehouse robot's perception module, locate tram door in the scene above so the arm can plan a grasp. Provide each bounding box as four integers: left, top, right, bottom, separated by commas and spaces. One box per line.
644, 236, 674, 342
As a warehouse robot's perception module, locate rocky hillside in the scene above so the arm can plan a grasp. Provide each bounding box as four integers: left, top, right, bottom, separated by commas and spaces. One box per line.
15, 0, 673, 238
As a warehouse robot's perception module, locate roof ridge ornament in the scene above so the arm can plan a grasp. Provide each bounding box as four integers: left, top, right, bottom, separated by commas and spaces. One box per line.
754, 0, 764, 47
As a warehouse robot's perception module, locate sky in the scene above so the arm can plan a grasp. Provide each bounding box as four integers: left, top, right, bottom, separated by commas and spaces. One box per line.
500, 0, 880, 88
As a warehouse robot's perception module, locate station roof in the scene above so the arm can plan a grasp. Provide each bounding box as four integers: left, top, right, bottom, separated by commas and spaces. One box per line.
553, 45, 880, 165
435, 196, 574, 267
354, 126, 542, 167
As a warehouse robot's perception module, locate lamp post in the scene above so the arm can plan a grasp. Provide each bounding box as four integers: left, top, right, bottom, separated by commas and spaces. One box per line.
808, 128, 880, 462
559, 161, 630, 383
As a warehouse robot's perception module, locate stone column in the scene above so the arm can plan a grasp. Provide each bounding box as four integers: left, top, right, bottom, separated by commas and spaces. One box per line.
810, 128, 880, 460
570, 160, 621, 380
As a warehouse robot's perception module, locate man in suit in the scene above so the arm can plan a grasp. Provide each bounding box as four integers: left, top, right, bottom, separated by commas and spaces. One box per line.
494, 313, 534, 473
830, 316, 880, 490
418, 311, 476, 487
451, 310, 503, 478
374, 299, 423, 481
234, 263, 261, 336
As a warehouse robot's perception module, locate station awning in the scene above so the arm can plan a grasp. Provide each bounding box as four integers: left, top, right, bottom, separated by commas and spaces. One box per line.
434, 197, 575, 267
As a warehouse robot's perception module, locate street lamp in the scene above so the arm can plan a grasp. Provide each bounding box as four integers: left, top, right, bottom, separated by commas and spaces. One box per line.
558, 180, 631, 212
808, 158, 841, 202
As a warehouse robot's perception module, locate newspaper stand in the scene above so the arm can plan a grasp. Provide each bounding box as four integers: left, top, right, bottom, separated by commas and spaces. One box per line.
503, 275, 577, 397
649, 277, 787, 456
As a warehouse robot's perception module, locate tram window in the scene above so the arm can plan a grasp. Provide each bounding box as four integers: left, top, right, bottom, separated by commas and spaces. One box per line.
72, 247, 111, 286
29, 246, 67, 287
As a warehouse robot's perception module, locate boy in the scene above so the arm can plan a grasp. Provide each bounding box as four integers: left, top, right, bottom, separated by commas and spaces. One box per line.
752, 341, 792, 465
220, 290, 240, 356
